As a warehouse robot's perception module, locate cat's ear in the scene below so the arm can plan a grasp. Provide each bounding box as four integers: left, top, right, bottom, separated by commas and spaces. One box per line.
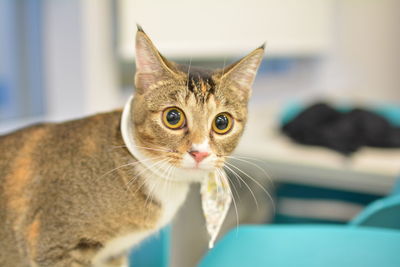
135, 26, 177, 93
217, 45, 264, 100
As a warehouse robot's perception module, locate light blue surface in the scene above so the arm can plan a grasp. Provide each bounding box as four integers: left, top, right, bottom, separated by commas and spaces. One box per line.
280, 102, 400, 126
0, 0, 20, 119
199, 225, 400, 267
350, 178, 400, 230
129, 226, 170, 267
0, 0, 45, 120
200, 186, 400, 267
374, 105, 400, 126
391, 178, 400, 195
280, 101, 304, 125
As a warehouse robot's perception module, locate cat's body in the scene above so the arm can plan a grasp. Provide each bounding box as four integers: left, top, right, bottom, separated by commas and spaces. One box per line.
0, 111, 186, 266
0, 27, 264, 266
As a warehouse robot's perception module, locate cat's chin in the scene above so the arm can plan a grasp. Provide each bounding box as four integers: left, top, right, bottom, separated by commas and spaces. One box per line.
168, 166, 215, 183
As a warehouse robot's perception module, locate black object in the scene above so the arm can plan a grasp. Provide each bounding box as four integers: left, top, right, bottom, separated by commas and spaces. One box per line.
282, 103, 400, 154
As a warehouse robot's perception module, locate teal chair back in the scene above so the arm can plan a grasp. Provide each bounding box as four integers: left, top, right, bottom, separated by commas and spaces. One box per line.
199, 179, 400, 267
129, 226, 170, 267
350, 179, 400, 230
199, 225, 400, 267
350, 194, 400, 230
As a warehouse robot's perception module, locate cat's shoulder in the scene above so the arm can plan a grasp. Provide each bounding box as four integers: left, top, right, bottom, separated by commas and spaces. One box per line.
1, 110, 123, 140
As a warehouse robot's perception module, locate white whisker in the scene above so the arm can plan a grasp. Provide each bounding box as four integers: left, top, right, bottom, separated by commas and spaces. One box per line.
165, 164, 175, 198
218, 168, 240, 201
132, 145, 172, 153
217, 57, 227, 92
230, 155, 268, 164
224, 164, 259, 210
127, 158, 169, 191
186, 57, 193, 91
217, 168, 239, 235
110, 144, 171, 153
144, 161, 171, 215
225, 155, 274, 188
225, 161, 275, 213
98, 155, 166, 180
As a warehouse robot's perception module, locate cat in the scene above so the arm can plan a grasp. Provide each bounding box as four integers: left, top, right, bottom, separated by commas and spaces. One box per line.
0, 26, 264, 267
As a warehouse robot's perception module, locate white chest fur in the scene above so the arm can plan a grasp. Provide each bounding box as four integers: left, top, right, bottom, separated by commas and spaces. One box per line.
145, 172, 190, 228
92, 96, 191, 266
92, 173, 189, 267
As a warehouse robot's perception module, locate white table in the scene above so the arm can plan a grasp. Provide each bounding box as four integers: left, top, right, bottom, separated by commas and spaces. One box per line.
235, 106, 400, 195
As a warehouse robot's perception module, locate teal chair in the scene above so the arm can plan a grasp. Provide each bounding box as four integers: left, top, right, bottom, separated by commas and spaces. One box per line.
199, 225, 400, 267
129, 226, 170, 267
350, 178, 400, 230
199, 179, 400, 267
350, 196, 400, 230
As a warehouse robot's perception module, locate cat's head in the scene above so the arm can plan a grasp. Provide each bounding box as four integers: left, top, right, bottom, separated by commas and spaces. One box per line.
129, 27, 264, 182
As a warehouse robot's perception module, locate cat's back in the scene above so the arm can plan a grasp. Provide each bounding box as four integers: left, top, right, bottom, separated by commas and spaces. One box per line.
0, 123, 53, 265
0, 110, 122, 198
0, 111, 125, 266
0, 110, 122, 177
0, 123, 50, 183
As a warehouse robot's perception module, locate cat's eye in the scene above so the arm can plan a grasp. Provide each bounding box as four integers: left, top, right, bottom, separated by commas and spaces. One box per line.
212, 113, 233, 134
162, 107, 186, 129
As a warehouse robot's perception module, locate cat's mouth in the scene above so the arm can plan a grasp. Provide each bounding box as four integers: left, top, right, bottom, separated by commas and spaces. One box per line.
150, 160, 213, 183
137, 149, 222, 182
178, 151, 217, 171
181, 165, 212, 171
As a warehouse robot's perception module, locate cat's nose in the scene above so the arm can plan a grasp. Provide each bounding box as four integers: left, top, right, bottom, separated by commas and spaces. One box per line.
189, 151, 209, 163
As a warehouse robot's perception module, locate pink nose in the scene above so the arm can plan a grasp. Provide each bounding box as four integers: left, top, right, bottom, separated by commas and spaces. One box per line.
189, 151, 209, 163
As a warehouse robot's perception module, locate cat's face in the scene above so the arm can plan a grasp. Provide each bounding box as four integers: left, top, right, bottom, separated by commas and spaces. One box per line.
130, 28, 264, 182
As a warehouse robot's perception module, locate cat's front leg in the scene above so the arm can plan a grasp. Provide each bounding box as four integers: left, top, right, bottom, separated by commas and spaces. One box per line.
91, 229, 153, 267
37, 248, 127, 267
91, 254, 129, 267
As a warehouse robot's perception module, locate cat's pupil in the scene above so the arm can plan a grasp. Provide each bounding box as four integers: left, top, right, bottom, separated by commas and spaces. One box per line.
215, 115, 228, 130
167, 109, 181, 125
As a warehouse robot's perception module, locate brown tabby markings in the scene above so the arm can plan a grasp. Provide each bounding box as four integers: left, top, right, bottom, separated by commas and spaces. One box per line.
5, 128, 46, 227
83, 135, 98, 155
132, 69, 248, 163
26, 218, 40, 260
0, 113, 164, 266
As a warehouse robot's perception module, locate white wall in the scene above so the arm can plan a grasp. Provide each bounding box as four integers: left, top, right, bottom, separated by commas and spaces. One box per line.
42, 0, 86, 120
42, 0, 119, 122
250, 0, 400, 107
82, 0, 120, 114
118, 0, 334, 58
2, 0, 396, 132
319, 0, 400, 102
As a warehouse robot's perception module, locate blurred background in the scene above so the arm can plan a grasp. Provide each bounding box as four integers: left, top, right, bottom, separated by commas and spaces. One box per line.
1, 0, 399, 128
1, 0, 399, 266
